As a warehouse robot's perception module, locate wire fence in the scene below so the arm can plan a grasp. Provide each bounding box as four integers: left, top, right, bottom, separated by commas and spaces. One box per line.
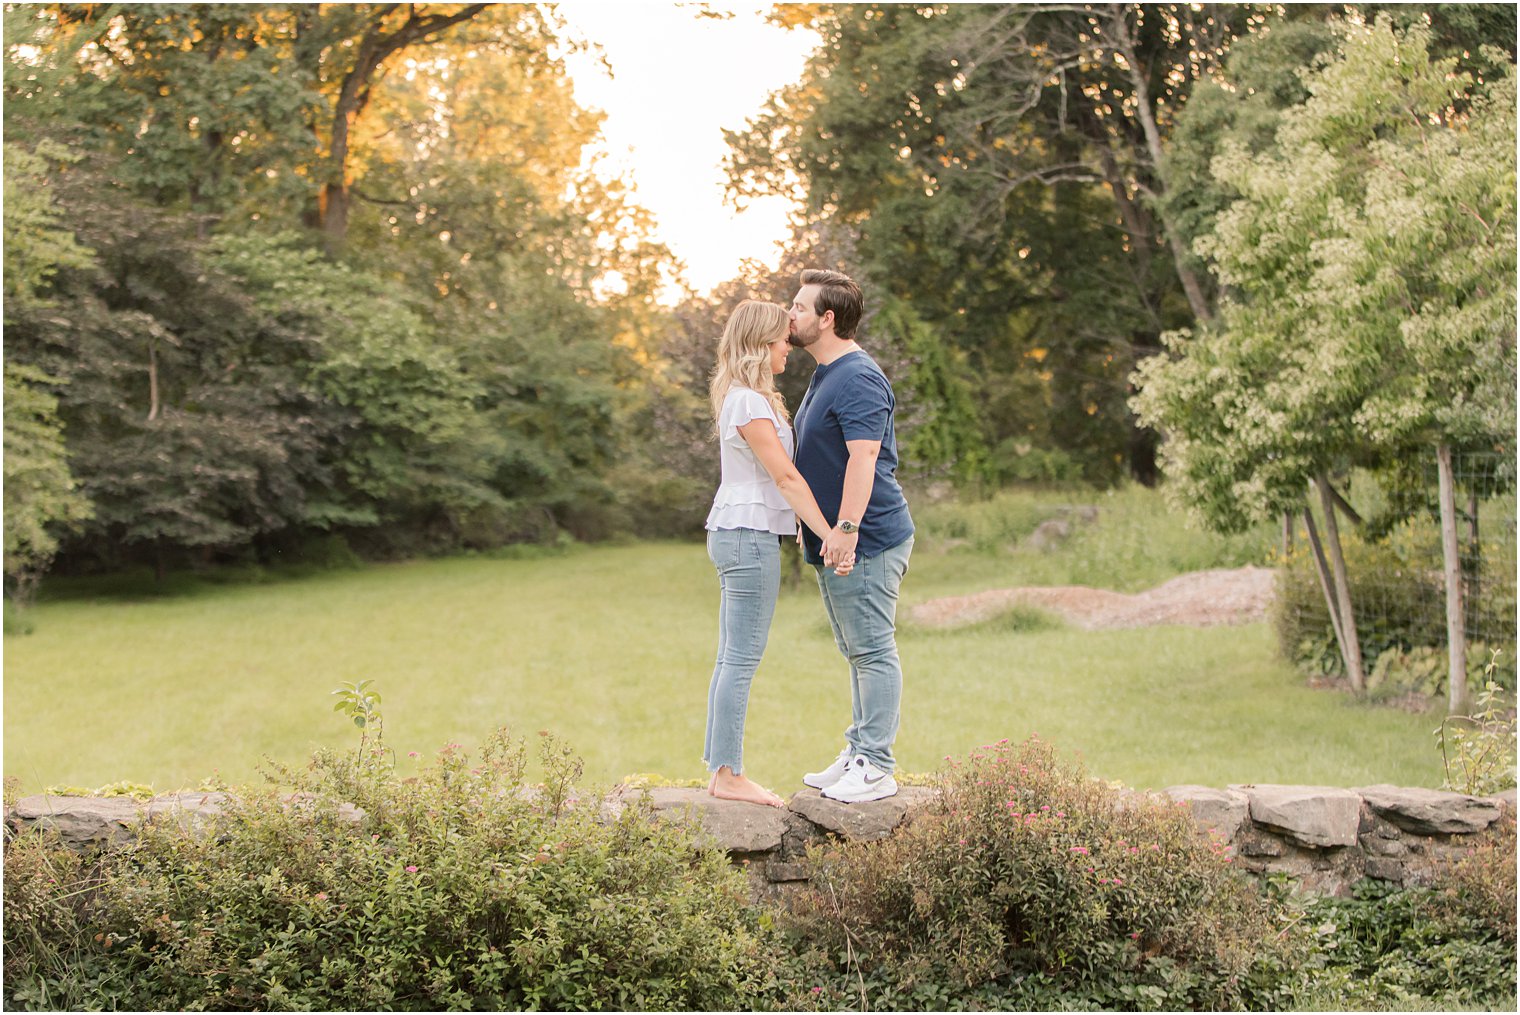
1274, 450, 1518, 699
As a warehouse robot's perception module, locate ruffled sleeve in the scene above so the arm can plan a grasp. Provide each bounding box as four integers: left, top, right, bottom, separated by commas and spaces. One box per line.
720, 388, 780, 447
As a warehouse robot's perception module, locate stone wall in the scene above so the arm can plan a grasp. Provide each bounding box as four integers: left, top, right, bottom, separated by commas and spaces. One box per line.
8, 782, 1514, 899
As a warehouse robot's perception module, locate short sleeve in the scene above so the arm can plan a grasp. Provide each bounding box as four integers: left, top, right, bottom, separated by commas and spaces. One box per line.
834, 371, 892, 443
721, 388, 780, 447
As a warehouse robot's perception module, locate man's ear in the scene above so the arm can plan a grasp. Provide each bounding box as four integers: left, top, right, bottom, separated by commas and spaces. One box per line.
821, 309, 835, 332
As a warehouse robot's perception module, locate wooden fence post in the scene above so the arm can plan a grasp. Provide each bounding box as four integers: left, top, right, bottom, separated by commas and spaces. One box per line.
1437, 443, 1470, 716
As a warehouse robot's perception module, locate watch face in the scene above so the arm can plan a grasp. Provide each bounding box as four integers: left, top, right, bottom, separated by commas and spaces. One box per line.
839, 520, 858, 533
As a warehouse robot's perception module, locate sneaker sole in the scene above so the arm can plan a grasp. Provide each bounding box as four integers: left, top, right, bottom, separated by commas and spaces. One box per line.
821, 783, 898, 803
802, 774, 844, 789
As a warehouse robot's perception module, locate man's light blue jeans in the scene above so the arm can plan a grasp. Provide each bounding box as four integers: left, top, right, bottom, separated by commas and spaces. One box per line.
704, 527, 781, 775
814, 535, 912, 772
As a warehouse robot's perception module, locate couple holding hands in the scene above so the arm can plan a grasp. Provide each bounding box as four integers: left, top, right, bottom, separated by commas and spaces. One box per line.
703, 269, 914, 807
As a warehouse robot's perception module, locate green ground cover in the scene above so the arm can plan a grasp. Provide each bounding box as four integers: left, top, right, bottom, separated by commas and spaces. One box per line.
3, 488, 1448, 794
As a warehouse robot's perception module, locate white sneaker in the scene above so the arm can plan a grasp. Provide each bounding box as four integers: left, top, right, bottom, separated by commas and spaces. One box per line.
802, 747, 854, 789
820, 756, 898, 803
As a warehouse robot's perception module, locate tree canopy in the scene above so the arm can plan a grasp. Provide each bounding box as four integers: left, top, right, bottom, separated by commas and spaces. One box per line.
2, 2, 677, 587
1132, 17, 1516, 533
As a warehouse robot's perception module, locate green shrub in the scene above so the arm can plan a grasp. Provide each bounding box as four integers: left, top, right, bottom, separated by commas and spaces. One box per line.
912, 488, 1071, 552
293, 532, 364, 571
776, 736, 1276, 1010
1432, 812, 1517, 949
3, 599, 36, 635
1435, 673, 1518, 796
1248, 876, 1517, 1011
1276, 521, 1518, 692
1276, 537, 1445, 680
2, 730, 776, 1011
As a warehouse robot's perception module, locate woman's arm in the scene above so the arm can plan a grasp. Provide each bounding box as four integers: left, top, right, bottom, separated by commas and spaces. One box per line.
736, 418, 836, 542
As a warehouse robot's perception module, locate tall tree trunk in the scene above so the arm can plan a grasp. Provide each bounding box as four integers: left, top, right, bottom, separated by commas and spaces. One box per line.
321, 59, 366, 253
1281, 511, 1294, 558
1104, 3, 1213, 323
1437, 443, 1471, 716
1326, 481, 1364, 529
147, 339, 161, 422
318, 3, 489, 253
1302, 504, 1348, 674
1315, 474, 1365, 692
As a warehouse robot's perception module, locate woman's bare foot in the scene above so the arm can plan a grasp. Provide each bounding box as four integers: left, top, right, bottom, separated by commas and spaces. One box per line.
709, 767, 785, 807
708, 770, 718, 794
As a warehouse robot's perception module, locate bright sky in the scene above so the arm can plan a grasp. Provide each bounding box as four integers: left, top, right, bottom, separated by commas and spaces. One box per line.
555, 1, 816, 301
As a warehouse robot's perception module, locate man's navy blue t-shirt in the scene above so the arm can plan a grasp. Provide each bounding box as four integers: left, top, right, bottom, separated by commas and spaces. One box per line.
792, 350, 914, 566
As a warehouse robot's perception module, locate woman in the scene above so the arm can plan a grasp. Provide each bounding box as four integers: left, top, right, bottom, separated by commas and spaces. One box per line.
704, 300, 850, 807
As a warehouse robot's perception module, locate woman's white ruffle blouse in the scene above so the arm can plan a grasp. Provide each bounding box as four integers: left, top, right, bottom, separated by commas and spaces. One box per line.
705, 386, 796, 536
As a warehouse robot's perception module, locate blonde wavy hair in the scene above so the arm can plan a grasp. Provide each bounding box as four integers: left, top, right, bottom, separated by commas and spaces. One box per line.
709, 299, 790, 428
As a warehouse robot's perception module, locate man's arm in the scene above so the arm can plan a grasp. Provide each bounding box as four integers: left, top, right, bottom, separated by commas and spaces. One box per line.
820, 438, 879, 564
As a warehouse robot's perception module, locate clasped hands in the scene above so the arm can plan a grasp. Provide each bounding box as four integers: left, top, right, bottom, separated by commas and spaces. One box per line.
822, 526, 858, 576
795, 525, 858, 575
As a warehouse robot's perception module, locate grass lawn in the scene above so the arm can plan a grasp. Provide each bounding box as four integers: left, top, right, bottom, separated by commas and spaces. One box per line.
3, 488, 1450, 794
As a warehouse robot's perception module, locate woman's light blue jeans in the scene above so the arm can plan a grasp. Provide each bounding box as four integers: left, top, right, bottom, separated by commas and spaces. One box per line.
704, 527, 781, 775
814, 535, 912, 773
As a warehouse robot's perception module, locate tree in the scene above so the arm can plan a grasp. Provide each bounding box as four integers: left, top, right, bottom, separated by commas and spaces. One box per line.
3, 165, 334, 577
41, 4, 558, 249
727, 4, 1293, 483
1133, 18, 1516, 710
5, 1, 689, 572
2, 139, 95, 599
36, 4, 320, 226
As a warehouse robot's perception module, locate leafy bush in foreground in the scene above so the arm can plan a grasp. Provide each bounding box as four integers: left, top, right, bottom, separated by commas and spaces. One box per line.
1248, 868, 1517, 1011
5, 727, 1514, 1011
2, 730, 774, 1011
777, 736, 1275, 1010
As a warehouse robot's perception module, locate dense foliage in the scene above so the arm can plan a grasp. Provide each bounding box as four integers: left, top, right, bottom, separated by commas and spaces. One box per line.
1274, 512, 1518, 693
1133, 17, 1516, 534
6, 4, 1514, 598
2, 730, 778, 1011
1, 3, 685, 591
779, 735, 1274, 1009
8, 730, 1513, 1011
1247, 863, 1517, 1011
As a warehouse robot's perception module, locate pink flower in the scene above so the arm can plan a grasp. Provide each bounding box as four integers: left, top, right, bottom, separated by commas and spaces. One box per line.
408, 751, 420, 758
1070, 846, 1089, 855
812, 987, 823, 994
405, 865, 419, 873
314, 892, 328, 901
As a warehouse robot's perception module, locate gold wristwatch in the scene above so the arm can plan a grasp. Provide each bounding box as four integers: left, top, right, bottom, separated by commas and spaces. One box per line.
837, 518, 859, 534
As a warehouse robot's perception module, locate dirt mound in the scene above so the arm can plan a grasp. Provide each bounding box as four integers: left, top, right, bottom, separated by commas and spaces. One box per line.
910, 566, 1277, 631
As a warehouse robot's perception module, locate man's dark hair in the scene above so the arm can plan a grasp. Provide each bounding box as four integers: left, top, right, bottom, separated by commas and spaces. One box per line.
800, 268, 863, 339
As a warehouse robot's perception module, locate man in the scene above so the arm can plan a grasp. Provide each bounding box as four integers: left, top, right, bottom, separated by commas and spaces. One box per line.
787, 268, 914, 803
